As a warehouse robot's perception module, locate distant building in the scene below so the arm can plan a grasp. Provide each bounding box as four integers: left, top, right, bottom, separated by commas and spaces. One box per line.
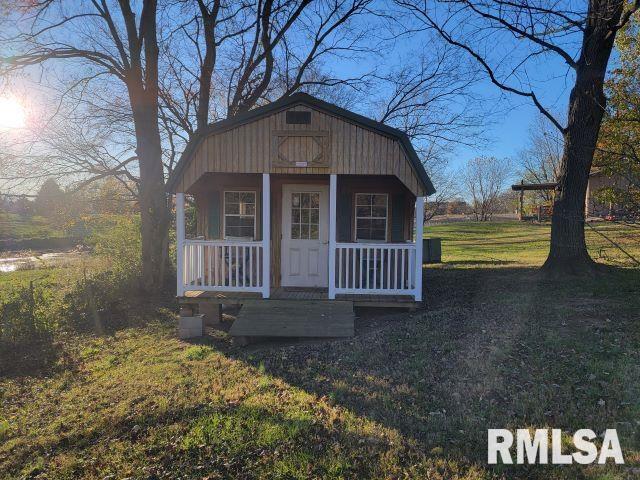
512, 170, 633, 220
585, 170, 630, 217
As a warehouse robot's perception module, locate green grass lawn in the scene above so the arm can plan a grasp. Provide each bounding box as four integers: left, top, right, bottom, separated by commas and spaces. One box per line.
427, 220, 640, 267
0, 213, 66, 242
1, 221, 639, 479
0, 257, 105, 303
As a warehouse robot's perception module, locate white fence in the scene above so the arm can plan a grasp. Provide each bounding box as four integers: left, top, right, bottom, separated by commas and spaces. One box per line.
334, 243, 416, 295
182, 240, 264, 292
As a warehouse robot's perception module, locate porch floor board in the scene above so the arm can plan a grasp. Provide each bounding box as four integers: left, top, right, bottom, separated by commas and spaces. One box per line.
179, 289, 418, 309
180, 291, 262, 303
230, 300, 354, 338
271, 287, 327, 300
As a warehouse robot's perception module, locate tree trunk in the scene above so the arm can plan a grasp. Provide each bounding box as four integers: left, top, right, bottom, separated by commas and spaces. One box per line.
126, 49, 168, 291
127, 0, 169, 291
543, 84, 601, 273
195, 1, 219, 130
543, 0, 625, 274
133, 106, 169, 290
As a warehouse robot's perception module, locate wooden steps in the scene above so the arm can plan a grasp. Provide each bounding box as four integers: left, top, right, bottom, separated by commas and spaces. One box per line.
229, 299, 354, 338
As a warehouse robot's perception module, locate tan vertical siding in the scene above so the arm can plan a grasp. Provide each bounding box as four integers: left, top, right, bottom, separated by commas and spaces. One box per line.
175, 104, 425, 196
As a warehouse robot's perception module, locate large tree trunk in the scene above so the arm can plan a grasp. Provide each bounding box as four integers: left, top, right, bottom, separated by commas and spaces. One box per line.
544, 74, 605, 273
127, 0, 169, 291
543, 0, 625, 274
134, 111, 169, 290
195, 1, 219, 130
128, 78, 169, 289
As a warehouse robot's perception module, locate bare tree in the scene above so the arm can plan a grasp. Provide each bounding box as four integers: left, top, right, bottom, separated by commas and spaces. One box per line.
1, 1, 170, 288
424, 167, 460, 220
396, 0, 640, 274
462, 156, 511, 221
0, 0, 375, 286
519, 114, 563, 203
0, 0, 492, 289
159, 0, 375, 135
368, 43, 487, 217
373, 45, 486, 150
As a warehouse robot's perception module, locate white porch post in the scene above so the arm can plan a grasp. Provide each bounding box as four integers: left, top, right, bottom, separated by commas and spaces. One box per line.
176, 192, 185, 297
328, 174, 337, 299
262, 173, 271, 298
414, 196, 425, 301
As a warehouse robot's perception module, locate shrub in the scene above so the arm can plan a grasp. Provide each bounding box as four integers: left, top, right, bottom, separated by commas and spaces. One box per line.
0, 281, 60, 375
0, 214, 163, 374
85, 214, 142, 277
62, 215, 147, 333
60, 270, 132, 334
0, 281, 56, 348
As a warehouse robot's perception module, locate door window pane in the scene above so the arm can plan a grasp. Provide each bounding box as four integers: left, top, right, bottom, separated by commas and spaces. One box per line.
291, 192, 320, 240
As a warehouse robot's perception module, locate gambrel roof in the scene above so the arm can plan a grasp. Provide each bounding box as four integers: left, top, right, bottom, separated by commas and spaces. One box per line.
166, 93, 435, 196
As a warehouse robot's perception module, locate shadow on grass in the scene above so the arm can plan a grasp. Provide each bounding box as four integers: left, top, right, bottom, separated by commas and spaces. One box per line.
10, 395, 462, 479
5, 265, 639, 479
443, 259, 519, 266
0, 337, 62, 378
220, 265, 640, 479
0, 295, 178, 379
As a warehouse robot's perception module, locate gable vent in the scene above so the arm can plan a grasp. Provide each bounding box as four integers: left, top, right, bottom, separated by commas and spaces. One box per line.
286, 111, 311, 124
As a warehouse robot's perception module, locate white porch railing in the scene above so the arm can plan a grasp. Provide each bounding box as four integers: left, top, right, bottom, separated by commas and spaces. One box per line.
176, 183, 423, 301
182, 239, 264, 292
334, 243, 417, 295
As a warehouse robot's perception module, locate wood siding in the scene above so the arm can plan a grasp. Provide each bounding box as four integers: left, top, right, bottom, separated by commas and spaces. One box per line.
176, 104, 425, 196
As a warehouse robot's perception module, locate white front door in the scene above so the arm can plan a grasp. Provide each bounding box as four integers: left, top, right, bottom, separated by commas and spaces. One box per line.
281, 184, 329, 287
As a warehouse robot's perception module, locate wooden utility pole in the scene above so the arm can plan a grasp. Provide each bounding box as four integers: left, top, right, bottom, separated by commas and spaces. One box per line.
519, 180, 524, 221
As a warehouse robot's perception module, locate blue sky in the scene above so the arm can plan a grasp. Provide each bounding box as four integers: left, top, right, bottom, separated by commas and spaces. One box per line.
414, 48, 574, 171
324, 11, 579, 175
2, 1, 590, 194
455, 91, 563, 167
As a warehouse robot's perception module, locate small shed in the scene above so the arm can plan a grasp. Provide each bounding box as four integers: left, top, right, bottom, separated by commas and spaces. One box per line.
166, 93, 435, 335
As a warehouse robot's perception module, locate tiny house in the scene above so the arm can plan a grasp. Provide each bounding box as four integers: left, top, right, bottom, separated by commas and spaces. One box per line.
166, 93, 434, 337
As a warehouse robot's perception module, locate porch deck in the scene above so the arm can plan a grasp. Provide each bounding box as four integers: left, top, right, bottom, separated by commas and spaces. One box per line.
229, 299, 354, 338
179, 287, 418, 308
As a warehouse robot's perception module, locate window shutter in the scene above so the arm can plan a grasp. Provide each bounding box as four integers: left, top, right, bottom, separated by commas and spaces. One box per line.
391, 193, 405, 242
207, 191, 221, 239
337, 191, 352, 242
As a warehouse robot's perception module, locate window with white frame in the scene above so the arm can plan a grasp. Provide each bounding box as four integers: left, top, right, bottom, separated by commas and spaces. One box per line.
355, 193, 388, 241
224, 191, 256, 239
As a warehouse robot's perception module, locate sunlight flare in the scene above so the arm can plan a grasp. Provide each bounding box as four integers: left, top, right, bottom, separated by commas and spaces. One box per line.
0, 96, 26, 129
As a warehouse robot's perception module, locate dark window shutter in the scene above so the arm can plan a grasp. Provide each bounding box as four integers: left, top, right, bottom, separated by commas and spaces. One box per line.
207, 191, 221, 239
337, 191, 352, 242
391, 193, 405, 242
286, 111, 311, 124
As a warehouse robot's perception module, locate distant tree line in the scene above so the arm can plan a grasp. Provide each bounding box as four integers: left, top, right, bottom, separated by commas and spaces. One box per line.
1, 178, 137, 219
